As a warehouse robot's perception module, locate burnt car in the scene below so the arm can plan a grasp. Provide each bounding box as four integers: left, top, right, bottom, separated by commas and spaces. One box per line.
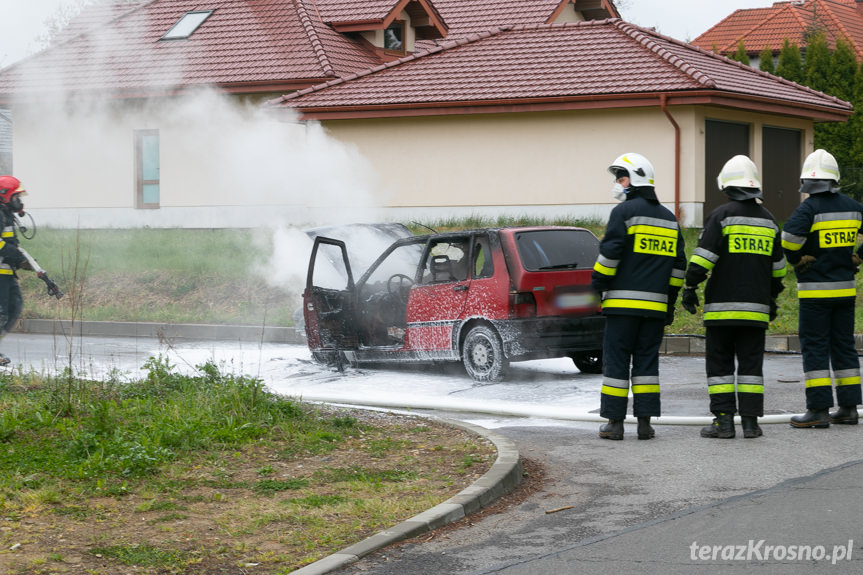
303, 226, 605, 381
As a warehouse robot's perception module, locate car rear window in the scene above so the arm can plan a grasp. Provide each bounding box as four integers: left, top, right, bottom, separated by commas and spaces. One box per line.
514, 229, 599, 271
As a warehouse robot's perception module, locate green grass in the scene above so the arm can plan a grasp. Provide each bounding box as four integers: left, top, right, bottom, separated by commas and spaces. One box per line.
0, 358, 495, 573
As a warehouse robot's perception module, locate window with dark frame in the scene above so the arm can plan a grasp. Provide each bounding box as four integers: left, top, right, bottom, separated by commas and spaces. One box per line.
135, 130, 160, 209
384, 20, 405, 53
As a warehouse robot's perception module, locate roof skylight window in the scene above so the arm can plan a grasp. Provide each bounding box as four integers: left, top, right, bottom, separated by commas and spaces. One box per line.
162, 11, 213, 40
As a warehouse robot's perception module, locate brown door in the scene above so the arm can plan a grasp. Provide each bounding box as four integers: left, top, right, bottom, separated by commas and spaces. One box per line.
705, 120, 750, 217
762, 127, 802, 221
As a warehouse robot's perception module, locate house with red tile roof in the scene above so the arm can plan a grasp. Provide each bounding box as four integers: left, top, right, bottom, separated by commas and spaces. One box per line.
0, 0, 850, 228
692, 0, 863, 65
269, 18, 851, 224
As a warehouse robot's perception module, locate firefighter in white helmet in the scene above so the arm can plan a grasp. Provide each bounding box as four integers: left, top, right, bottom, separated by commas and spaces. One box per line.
681, 155, 786, 439
782, 149, 863, 428
592, 153, 686, 440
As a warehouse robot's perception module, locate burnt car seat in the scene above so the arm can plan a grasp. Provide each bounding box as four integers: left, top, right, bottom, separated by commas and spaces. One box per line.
430, 255, 454, 282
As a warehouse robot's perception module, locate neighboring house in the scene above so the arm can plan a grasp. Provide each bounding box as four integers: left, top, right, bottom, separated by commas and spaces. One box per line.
271, 18, 852, 224
0, 0, 618, 228
692, 0, 863, 68
0, 109, 11, 175
0, 0, 851, 228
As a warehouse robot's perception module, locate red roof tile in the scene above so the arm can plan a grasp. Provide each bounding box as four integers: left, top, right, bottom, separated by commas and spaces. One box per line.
0, 0, 384, 98
692, 0, 863, 58
272, 19, 851, 119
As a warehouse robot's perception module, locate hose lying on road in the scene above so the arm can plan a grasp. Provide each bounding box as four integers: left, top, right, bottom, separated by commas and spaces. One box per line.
297, 393, 813, 426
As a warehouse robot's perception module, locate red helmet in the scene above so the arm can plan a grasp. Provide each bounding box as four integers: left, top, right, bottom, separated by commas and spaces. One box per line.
0, 176, 25, 204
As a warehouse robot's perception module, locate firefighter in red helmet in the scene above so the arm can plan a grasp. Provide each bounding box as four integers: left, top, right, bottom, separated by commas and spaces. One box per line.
0, 176, 30, 365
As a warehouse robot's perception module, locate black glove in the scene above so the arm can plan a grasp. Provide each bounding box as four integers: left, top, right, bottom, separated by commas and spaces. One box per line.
793, 254, 816, 274
769, 299, 778, 322
681, 287, 699, 315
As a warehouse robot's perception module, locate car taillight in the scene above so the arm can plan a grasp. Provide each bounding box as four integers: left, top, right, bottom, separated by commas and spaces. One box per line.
510, 292, 536, 318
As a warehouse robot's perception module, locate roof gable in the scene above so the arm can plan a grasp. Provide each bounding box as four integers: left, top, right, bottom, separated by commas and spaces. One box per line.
315, 0, 447, 38
271, 19, 851, 121
692, 0, 863, 59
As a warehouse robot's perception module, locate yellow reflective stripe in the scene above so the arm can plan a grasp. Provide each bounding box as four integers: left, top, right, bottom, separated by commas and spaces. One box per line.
737, 384, 764, 394
811, 219, 861, 231
593, 262, 616, 276
773, 268, 787, 278
806, 377, 832, 388
723, 225, 775, 237
0, 232, 12, 238
689, 254, 714, 270
632, 384, 660, 394
0, 240, 5, 250
0, 269, 12, 275
669, 276, 684, 287
798, 288, 856, 298
602, 299, 667, 312
628, 224, 677, 238
601, 385, 629, 397
836, 376, 861, 386
781, 239, 803, 251
708, 384, 735, 394
703, 311, 770, 322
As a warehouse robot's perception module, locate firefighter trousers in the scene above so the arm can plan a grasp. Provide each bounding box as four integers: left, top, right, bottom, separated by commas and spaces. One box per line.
0, 275, 22, 338
599, 314, 664, 420
705, 325, 765, 417
798, 299, 861, 410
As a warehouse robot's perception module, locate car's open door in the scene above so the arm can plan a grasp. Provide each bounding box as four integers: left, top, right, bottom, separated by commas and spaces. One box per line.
303, 237, 359, 362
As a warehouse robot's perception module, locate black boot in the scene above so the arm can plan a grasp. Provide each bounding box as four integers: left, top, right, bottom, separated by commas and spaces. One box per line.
741, 416, 762, 438
599, 420, 624, 440
701, 412, 735, 438
790, 409, 830, 428
829, 405, 859, 425
637, 417, 655, 440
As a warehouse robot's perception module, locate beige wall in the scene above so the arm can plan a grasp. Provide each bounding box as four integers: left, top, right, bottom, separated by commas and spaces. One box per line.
8, 92, 815, 229
321, 105, 813, 228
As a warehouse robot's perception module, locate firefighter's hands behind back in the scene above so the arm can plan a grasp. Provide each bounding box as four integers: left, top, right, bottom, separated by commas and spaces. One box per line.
770, 299, 778, 322
793, 254, 816, 274
853, 253, 861, 274
681, 286, 699, 314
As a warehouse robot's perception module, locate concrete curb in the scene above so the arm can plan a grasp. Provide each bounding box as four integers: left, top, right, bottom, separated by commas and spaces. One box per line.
288, 420, 523, 575
17, 319, 307, 345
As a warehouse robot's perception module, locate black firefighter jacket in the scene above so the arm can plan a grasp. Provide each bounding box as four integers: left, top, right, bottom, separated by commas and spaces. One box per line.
781, 191, 863, 301
592, 187, 686, 320
685, 198, 786, 328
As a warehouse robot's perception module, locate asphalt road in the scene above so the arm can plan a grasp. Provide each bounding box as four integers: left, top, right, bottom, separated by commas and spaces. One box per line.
6, 331, 863, 574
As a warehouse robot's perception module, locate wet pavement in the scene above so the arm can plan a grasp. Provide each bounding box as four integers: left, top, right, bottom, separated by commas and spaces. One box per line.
6, 330, 863, 574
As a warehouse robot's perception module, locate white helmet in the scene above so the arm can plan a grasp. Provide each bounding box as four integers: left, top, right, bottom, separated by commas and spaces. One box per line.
607, 153, 655, 187
717, 155, 761, 190
800, 149, 839, 182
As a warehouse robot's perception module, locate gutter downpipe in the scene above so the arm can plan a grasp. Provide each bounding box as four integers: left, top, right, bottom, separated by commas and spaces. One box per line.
660, 94, 681, 220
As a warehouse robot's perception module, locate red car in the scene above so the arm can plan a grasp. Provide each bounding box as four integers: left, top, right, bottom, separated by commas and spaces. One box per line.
303, 226, 605, 381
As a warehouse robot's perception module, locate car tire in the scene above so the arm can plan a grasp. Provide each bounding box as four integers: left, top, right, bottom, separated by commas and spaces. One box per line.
462, 325, 508, 382
570, 350, 603, 374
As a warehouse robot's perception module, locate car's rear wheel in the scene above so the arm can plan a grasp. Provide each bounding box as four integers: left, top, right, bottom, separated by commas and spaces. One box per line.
462, 325, 508, 382
570, 350, 603, 374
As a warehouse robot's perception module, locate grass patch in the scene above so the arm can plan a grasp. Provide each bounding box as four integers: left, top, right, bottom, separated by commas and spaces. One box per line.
0, 359, 495, 574
90, 543, 188, 568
